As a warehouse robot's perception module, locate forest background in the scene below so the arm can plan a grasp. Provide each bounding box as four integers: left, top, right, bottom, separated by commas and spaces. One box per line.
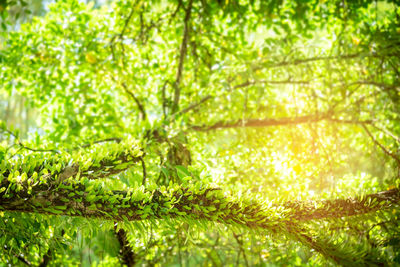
1, 0, 400, 266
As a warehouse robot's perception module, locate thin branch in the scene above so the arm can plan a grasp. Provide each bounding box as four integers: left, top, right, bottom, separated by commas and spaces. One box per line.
172, 0, 193, 113
232, 233, 249, 267
80, 138, 122, 148
179, 95, 212, 115
109, 2, 136, 60
14, 145, 59, 154
39, 229, 65, 267
0, 128, 60, 154
169, 0, 183, 24
161, 80, 170, 118
347, 80, 399, 92
327, 118, 373, 124
121, 82, 147, 120
120, 7, 135, 39
192, 114, 325, 131
369, 123, 400, 144
233, 79, 310, 90
361, 123, 400, 165
110, 75, 147, 120
3, 246, 31, 266
191, 113, 372, 131
108, 4, 147, 121
140, 157, 147, 186
254, 52, 397, 70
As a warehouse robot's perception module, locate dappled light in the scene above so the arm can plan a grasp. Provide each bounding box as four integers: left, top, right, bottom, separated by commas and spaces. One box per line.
1, 0, 400, 266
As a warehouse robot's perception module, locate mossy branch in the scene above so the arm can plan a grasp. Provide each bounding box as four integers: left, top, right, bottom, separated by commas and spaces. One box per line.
1, 175, 399, 228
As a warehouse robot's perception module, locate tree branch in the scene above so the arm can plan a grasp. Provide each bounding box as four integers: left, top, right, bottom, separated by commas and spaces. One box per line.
114, 226, 136, 267
177, 95, 212, 115
3, 245, 31, 266
121, 82, 147, 120
0, 128, 60, 154
233, 79, 310, 90
191, 113, 372, 131
361, 123, 400, 165
108, 5, 147, 121
110, 75, 147, 120
161, 80, 170, 118
369, 123, 400, 144
119, 5, 136, 41
140, 157, 147, 186
0, 142, 143, 186
1, 175, 399, 228
109, 2, 137, 61
347, 80, 399, 92
79, 138, 122, 149
232, 233, 249, 267
172, 0, 193, 113
254, 52, 398, 70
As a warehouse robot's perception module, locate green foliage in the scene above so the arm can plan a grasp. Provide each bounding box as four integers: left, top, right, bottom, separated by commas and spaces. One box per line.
0, 0, 400, 266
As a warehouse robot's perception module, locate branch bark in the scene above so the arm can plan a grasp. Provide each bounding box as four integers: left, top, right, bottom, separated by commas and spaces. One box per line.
172, 0, 193, 113
121, 82, 147, 121
1, 177, 399, 228
233, 79, 310, 90
362, 123, 400, 165
254, 53, 398, 70
191, 113, 372, 131
114, 226, 136, 267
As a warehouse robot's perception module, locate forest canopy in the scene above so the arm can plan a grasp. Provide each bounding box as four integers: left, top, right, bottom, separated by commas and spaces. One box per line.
1, 0, 400, 266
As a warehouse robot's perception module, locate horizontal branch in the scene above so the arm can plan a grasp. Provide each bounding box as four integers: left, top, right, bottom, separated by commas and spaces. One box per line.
191, 114, 372, 131
233, 79, 310, 90
0, 128, 60, 154
255, 52, 397, 70
281, 188, 400, 221
79, 137, 122, 149
0, 140, 143, 187
1, 174, 398, 230
347, 80, 399, 92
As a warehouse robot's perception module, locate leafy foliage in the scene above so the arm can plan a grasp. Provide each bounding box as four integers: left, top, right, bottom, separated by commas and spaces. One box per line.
1, 0, 400, 266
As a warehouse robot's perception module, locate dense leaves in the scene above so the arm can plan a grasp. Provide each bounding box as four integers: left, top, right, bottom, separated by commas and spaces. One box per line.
1, 0, 400, 266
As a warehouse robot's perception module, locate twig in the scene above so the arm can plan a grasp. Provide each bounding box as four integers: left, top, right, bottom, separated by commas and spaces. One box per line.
253, 52, 397, 70
119, 6, 136, 40
3, 245, 31, 266
370, 123, 400, 144
109, 2, 136, 60
179, 95, 212, 114
361, 123, 400, 165
110, 75, 147, 120
140, 157, 147, 185
232, 233, 249, 267
161, 80, 170, 118
121, 82, 147, 120
0, 128, 60, 154
346, 81, 399, 92
39, 229, 65, 267
327, 118, 372, 124
80, 138, 122, 148
233, 79, 310, 90
169, 0, 183, 24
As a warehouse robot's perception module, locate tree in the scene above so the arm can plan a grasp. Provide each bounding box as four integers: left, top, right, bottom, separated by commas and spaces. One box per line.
1, 0, 400, 265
